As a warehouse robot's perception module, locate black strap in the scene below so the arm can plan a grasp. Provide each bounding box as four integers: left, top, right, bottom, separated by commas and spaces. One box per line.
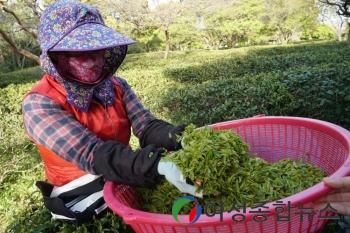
36, 175, 108, 226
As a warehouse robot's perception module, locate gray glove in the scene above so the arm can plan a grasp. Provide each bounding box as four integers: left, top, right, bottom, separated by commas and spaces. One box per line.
157, 160, 203, 198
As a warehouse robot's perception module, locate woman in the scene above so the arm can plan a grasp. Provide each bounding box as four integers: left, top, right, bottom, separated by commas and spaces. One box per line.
22, 0, 200, 224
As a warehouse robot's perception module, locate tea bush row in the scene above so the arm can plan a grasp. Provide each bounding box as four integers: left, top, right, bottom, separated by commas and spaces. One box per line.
247, 40, 349, 56
162, 42, 350, 85
161, 62, 350, 129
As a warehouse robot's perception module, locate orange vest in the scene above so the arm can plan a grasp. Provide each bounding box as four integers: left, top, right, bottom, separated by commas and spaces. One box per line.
26, 74, 131, 186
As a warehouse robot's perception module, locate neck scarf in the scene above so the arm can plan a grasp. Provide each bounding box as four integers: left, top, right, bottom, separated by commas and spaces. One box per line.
56, 76, 114, 112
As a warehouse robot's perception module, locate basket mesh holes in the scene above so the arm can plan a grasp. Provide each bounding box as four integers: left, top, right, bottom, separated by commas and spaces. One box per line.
234, 123, 347, 175
113, 185, 139, 209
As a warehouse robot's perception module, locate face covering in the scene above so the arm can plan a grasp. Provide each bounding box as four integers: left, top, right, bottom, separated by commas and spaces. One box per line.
53, 50, 106, 85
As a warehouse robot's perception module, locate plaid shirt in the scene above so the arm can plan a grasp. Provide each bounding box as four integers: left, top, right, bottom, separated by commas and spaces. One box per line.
22, 77, 156, 174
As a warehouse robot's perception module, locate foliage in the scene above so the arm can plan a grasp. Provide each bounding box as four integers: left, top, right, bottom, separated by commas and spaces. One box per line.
0, 67, 43, 151
159, 41, 350, 130
199, 0, 266, 48
0, 40, 40, 72
0, 66, 42, 88
282, 63, 350, 128
301, 24, 336, 40
0, 0, 340, 69
263, 0, 319, 43
319, 0, 350, 17
317, 0, 348, 41
129, 27, 164, 53
0, 0, 41, 70
169, 16, 203, 50
0, 41, 348, 232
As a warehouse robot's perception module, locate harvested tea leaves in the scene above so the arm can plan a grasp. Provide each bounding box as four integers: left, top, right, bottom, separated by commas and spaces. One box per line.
137, 124, 326, 214
162, 124, 250, 195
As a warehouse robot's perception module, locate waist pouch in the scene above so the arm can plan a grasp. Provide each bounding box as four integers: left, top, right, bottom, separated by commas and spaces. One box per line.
36, 174, 108, 226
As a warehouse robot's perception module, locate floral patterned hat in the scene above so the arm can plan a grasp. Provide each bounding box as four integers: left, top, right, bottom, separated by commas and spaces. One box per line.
38, 0, 135, 112
39, 0, 135, 52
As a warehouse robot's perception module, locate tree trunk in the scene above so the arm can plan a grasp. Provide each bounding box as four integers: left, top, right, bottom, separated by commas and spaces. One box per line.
337, 33, 342, 41
0, 3, 38, 40
347, 22, 350, 45
0, 47, 4, 64
21, 56, 26, 69
0, 28, 40, 65
164, 29, 170, 60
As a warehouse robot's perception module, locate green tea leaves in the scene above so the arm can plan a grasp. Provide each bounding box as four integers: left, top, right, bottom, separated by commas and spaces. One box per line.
138, 125, 325, 214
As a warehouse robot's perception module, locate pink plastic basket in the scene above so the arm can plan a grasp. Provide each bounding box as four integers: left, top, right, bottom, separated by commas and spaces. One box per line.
104, 116, 350, 233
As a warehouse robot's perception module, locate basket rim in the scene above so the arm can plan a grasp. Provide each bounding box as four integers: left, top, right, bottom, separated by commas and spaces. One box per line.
103, 116, 350, 225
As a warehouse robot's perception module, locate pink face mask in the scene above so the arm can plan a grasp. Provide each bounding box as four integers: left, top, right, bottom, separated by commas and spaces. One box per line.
53, 50, 106, 85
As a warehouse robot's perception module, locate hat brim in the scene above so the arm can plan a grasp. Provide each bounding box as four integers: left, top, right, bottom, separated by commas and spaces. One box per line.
50, 23, 136, 51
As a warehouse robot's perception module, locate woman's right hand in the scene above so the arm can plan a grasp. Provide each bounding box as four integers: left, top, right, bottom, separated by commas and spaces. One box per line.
313, 177, 350, 215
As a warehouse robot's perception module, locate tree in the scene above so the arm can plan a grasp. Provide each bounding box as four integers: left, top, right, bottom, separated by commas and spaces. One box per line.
301, 23, 335, 40
169, 15, 202, 50
99, 0, 236, 58
320, 0, 350, 16
152, 0, 237, 57
319, 0, 350, 44
233, 0, 266, 45
149, 0, 186, 59
96, 0, 181, 59
0, 0, 44, 66
318, 1, 347, 41
263, 0, 319, 44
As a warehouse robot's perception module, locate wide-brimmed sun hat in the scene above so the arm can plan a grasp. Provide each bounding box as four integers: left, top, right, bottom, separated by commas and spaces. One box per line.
50, 22, 136, 51
38, 0, 135, 52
